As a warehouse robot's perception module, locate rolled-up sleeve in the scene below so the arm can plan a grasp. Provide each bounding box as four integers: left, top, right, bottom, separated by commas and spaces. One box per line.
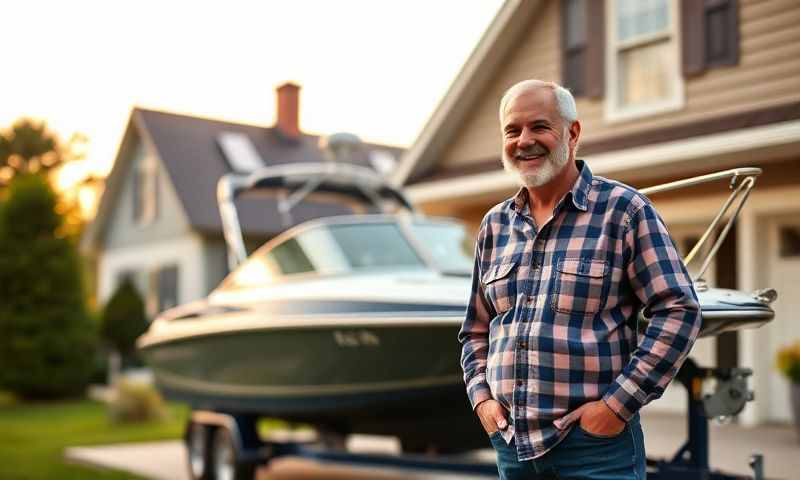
602, 202, 702, 421
458, 221, 496, 410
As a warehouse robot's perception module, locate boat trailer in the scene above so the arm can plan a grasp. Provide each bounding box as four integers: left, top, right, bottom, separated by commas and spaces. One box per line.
183, 409, 498, 480
182, 356, 766, 480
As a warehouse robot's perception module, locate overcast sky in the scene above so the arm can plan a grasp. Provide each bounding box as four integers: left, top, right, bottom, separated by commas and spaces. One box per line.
2, 0, 503, 184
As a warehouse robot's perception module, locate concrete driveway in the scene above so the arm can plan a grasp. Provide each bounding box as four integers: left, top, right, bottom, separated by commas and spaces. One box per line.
65, 413, 799, 480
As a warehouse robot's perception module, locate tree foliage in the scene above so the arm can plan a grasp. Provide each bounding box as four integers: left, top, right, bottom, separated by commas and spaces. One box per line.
0, 118, 86, 187
0, 118, 90, 240
0, 174, 96, 398
101, 279, 148, 360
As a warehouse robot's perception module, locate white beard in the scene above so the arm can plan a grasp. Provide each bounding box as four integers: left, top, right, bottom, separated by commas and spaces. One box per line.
502, 135, 571, 188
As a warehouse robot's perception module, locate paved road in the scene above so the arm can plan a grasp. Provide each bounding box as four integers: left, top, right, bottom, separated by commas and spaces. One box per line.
65, 413, 799, 479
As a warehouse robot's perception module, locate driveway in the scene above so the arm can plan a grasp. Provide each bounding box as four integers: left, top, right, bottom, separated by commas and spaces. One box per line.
65, 412, 798, 479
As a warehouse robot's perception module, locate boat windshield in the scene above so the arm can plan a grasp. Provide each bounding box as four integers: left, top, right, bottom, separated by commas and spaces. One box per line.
407, 221, 474, 274
224, 222, 426, 288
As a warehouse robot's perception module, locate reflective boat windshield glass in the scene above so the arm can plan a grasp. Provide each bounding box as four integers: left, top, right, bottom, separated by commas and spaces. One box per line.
408, 222, 473, 274
225, 222, 425, 288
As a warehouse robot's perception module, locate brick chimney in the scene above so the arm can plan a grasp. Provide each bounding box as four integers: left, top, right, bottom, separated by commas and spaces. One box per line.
275, 82, 301, 139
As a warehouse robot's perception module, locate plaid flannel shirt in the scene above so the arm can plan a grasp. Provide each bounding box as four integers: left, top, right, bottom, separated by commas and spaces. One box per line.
459, 160, 701, 461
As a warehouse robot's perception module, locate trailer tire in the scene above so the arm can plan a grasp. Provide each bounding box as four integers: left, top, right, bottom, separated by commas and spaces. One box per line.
186, 422, 213, 480
211, 426, 256, 480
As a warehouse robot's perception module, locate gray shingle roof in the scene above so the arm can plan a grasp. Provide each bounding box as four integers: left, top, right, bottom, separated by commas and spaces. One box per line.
135, 108, 404, 236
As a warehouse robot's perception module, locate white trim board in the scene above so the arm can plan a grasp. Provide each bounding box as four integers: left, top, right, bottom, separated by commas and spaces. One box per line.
405, 119, 800, 205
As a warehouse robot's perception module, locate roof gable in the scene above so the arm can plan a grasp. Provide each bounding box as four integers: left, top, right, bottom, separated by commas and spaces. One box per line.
393, 0, 544, 186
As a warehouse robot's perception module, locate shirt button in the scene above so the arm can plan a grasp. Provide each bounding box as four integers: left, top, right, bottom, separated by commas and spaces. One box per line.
516, 379, 524, 387
519, 340, 528, 349
526, 295, 535, 305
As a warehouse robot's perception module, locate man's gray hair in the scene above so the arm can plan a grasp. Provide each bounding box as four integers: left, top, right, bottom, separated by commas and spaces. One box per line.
498, 80, 578, 125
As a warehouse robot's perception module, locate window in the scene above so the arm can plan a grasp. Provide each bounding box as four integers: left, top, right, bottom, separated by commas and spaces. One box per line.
133, 155, 158, 225
780, 226, 800, 258
606, 0, 684, 120
144, 265, 179, 317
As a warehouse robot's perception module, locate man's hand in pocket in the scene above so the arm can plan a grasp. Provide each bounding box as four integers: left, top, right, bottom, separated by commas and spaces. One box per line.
577, 400, 625, 436
476, 399, 509, 434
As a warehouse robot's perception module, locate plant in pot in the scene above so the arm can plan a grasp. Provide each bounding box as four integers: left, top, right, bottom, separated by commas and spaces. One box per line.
776, 340, 800, 439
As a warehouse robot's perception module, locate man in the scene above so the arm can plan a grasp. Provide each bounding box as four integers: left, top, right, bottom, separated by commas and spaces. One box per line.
459, 79, 701, 480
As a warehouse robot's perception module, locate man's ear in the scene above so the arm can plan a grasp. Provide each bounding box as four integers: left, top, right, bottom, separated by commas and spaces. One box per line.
568, 120, 581, 150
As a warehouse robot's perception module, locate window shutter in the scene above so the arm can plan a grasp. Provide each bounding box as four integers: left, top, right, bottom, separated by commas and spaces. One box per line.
562, 0, 587, 96
156, 265, 179, 313
585, 0, 605, 98
705, 0, 739, 67
681, 0, 706, 76
682, 0, 739, 76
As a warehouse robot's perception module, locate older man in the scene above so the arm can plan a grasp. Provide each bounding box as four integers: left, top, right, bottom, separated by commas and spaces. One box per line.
459, 79, 701, 480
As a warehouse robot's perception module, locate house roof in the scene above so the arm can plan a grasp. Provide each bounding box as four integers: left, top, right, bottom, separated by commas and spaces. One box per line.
82, 107, 403, 251
392, 0, 542, 186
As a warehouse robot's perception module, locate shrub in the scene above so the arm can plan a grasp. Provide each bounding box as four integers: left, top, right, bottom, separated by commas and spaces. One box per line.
776, 340, 800, 384
108, 380, 168, 423
100, 280, 148, 364
0, 174, 96, 398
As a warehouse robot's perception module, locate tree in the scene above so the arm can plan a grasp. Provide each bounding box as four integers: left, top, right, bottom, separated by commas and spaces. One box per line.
0, 118, 86, 187
101, 279, 149, 367
0, 119, 89, 239
0, 174, 96, 398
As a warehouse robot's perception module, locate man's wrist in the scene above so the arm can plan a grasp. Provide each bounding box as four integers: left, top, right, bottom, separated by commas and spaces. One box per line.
601, 396, 629, 423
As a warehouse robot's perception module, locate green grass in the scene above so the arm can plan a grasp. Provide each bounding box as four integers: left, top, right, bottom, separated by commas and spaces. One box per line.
0, 398, 189, 480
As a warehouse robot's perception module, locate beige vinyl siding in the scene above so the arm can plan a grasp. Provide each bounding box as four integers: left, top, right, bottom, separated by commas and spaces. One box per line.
439, 0, 561, 169
578, 0, 800, 142
437, 0, 800, 171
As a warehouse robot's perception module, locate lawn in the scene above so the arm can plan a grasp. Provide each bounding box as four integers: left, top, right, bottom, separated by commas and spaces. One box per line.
0, 397, 189, 480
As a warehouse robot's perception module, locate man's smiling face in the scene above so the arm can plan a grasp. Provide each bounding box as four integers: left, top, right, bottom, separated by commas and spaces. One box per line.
501, 87, 571, 188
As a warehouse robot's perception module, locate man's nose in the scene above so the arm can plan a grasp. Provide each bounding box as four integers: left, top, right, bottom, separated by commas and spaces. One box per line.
518, 128, 535, 148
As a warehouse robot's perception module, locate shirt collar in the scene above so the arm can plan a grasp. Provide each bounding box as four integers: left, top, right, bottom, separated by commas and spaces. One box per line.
511, 159, 592, 213
570, 159, 592, 211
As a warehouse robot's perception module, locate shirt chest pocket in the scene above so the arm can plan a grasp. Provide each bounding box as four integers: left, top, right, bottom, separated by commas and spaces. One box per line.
481, 261, 518, 315
551, 257, 609, 316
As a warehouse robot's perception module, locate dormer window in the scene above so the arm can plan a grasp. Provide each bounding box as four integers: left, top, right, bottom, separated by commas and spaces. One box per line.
133, 155, 158, 225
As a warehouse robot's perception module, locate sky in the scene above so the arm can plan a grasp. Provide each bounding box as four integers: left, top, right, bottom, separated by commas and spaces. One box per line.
2, 0, 504, 190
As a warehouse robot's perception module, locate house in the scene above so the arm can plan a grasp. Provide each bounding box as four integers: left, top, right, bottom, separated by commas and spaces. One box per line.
81, 83, 403, 320
395, 0, 800, 425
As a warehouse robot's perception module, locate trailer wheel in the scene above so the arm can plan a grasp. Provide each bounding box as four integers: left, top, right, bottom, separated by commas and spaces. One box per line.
186, 422, 212, 480
211, 426, 256, 480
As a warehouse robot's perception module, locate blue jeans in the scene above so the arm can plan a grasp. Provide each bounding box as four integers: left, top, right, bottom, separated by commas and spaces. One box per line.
489, 414, 646, 480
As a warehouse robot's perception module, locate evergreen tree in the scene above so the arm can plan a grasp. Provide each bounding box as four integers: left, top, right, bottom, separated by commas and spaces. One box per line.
0, 174, 96, 398
101, 280, 148, 365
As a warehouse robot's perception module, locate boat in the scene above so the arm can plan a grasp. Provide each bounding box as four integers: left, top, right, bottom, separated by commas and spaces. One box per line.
137, 158, 776, 457
138, 160, 489, 452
